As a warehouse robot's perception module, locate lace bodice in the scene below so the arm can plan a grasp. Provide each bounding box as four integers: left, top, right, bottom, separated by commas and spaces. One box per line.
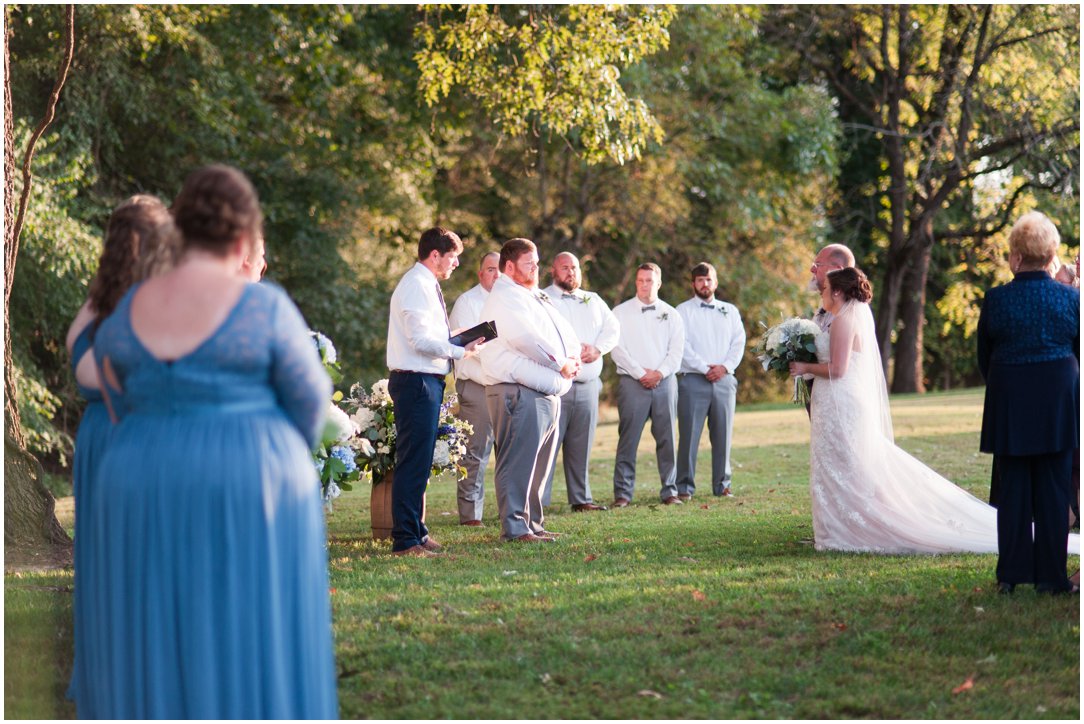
94, 281, 331, 447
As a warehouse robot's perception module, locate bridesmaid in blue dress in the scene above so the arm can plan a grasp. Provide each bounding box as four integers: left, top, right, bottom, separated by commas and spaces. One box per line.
64, 195, 175, 712
87, 165, 338, 718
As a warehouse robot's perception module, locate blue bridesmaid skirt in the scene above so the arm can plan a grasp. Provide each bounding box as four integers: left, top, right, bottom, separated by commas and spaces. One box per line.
79, 406, 338, 719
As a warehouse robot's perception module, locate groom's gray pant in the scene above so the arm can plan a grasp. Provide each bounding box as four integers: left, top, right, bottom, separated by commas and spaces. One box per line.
542, 377, 601, 506
676, 373, 737, 497
455, 378, 493, 523
612, 374, 678, 502
485, 382, 560, 540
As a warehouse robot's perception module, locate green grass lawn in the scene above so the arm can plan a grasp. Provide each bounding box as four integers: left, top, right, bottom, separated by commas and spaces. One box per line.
6, 388, 1079, 718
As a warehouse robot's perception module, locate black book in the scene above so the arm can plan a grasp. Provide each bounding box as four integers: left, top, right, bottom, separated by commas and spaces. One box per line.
449, 320, 498, 347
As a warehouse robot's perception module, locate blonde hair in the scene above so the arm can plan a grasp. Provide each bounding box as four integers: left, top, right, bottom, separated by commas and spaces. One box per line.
1009, 211, 1059, 267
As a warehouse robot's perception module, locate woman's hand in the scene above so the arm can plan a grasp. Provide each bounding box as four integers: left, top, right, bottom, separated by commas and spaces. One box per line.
789, 361, 807, 377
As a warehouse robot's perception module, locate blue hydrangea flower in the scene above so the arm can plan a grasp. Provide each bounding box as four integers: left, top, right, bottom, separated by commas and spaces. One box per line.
330, 445, 357, 473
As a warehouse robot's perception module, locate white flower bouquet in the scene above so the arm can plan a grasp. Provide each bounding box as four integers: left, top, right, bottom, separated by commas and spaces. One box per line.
755, 317, 823, 405
344, 378, 474, 485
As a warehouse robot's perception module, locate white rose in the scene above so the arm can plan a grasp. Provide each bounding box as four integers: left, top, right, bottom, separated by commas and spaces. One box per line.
351, 407, 376, 432
371, 379, 391, 406
798, 319, 822, 337
326, 404, 357, 442
378, 444, 390, 455
766, 328, 784, 353
355, 438, 375, 457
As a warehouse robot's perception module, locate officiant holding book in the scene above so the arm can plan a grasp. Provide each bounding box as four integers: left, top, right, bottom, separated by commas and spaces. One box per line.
478, 238, 581, 542
387, 227, 484, 556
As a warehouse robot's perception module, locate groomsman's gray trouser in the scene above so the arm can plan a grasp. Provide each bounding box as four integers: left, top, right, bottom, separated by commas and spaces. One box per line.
542, 377, 601, 506
612, 374, 678, 502
485, 383, 560, 540
676, 373, 737, 497
455, 378, 494, 522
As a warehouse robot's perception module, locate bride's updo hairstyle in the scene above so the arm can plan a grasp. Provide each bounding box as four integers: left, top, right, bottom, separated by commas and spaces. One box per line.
172, 164, 262, 257
827, 267, 873, 303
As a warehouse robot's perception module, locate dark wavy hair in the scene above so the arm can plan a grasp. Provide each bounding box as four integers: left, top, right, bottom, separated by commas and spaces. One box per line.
418, 226, 463, 260
172, 165, 262, 256
87, 195, 173, 318
826, 267, 873, 303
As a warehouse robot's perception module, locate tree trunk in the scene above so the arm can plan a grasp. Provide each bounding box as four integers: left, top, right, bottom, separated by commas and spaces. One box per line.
4, 5, 77, 569
891, 241, 932, 393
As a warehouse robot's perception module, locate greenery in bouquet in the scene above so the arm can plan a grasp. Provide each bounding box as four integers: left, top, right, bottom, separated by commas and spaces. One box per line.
754, 317, 825, 406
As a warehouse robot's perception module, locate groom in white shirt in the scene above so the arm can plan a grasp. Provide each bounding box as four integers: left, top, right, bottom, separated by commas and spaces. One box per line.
478, 238, 582, 542
610, 262, 686, 506
675, 262, 746, 499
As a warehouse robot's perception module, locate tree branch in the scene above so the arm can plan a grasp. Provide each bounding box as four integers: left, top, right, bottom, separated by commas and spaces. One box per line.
7, 4, 76, 310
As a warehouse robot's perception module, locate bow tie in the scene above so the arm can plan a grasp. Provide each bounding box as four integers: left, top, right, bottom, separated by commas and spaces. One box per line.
700, 302, 714, 309
641, 305, 656, 312
561, 293, 577, 299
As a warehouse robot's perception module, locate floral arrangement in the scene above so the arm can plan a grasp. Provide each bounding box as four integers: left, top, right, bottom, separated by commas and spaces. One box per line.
307, 332, 474, 510
754, 317, 827, 406
345, 379, 474, 485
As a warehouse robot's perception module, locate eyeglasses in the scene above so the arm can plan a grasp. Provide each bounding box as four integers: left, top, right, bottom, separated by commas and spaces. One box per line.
811, 262, 841, 270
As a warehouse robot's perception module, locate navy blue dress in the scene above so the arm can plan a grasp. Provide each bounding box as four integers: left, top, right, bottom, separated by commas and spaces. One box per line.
977, 270, 1079, 590
66, 321, 113, 711
85, 282, 338, 718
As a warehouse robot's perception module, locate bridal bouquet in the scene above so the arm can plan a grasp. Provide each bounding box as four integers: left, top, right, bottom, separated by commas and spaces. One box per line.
755, 317, 825, 406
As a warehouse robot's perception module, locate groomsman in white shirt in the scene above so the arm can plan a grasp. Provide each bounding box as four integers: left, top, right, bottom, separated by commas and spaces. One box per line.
386, 227, 484, 556
610, 263, 686, 507
675, 262, 746, 499
448, 251, 500, 526
541, 251, 621, 512
478, 238, 582, 542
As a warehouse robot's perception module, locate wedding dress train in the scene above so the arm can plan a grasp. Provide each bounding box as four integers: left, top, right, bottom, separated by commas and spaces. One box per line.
808, 301, 1080, 555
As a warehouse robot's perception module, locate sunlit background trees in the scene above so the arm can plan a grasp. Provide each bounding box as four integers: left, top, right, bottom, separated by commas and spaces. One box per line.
6, 4, 1079, 500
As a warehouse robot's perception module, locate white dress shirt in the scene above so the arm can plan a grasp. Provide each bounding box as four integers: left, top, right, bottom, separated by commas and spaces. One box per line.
386, 262, 463, 375
676, 297, 746, 375
542, 284, 620, 383
478, 276, 580, 396
610, 297, 686, 380
449, 283, 490, 384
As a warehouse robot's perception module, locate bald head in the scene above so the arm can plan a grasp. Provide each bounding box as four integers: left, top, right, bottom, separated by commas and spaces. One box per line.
551, 251, 582, 292
810, 243, 855, 292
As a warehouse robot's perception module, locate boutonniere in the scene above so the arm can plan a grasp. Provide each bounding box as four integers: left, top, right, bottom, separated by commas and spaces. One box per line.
579, 295, 591, 305
718, 306, 728, 316
657, 312, 669, 321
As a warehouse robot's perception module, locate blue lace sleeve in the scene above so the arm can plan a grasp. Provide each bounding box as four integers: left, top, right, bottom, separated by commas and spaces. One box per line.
268, 287, 332, 448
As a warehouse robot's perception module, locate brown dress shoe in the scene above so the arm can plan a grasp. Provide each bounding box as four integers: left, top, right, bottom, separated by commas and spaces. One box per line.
662, 496, 684, 505
572, 503, 608, 512
536, 530, 563, 539
460, 519, 484, 527
509, 533, 552, 543
612, 498, 630, 508
421, 538, 442, 552
391, 545, 437, 557
677, 493, 692, 502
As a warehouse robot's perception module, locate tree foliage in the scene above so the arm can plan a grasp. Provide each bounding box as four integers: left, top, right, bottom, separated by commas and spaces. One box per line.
415, 4, 676, 165
766, 4, 1080, 392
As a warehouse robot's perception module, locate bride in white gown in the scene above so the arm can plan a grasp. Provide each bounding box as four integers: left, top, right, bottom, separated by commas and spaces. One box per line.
790, 267, 1080, 556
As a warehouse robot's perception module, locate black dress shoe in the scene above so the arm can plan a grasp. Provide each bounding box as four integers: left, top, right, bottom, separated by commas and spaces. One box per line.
996, 581, 1015, 595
